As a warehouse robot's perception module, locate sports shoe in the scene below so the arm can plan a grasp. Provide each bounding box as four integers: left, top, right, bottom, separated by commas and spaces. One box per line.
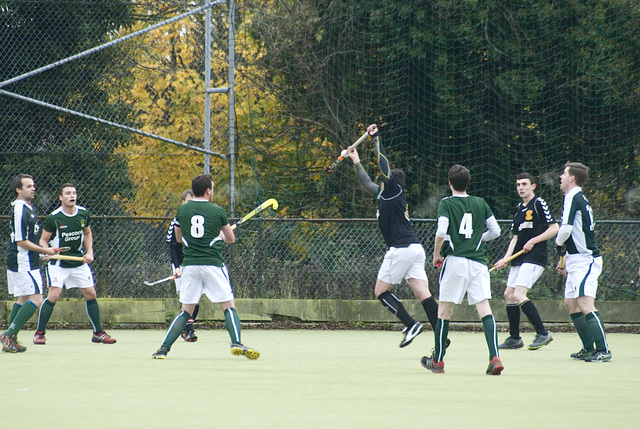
570, 348, 593, 361
400, 322, 423, 348
33, 331, 46, 345
486, 356, 504, 375
584, 350, 612, 363
181, 330, 198, 342
528, 331, 553, 350
2, 332, 26, 353
498, 336, 524, 350
152, 347, 169, 359
92, 331, 116, 344
420, 355, 445, 374
230, 343, 260, 360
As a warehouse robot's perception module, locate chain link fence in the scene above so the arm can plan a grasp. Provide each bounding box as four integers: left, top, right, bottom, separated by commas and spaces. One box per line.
1, 2, 640, 303
1, 218, 637, 301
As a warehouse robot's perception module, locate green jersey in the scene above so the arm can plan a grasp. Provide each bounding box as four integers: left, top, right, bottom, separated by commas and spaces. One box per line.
175, 200, 228, 267
43, 205, 91, 268
437, 195, 494, 263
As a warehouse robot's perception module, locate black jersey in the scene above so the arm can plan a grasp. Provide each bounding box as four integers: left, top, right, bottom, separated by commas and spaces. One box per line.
165, 217, 183, 268
511, 196, 556, 267
377, 174, 419, 248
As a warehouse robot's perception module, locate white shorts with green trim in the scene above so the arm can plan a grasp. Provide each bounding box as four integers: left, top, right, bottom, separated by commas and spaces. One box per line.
179, 265, 234, 304
46, 264, 94, 289
438, 255, 491, 305
564, 254, 602, 299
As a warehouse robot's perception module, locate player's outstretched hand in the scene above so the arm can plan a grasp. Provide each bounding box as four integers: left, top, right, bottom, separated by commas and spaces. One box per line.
367, 124, 378, 136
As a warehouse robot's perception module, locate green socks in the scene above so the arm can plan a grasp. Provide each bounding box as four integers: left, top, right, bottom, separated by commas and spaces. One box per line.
585, 311, 609, 352
9, 303, 21, 325
224, 308, 242, 344
161, 311, 190, 350
571, 312, 595, 351
37, 298, 56, 332
433, 318, 449, 362
482, 314, 499, 360
6, 301, 38, 336
85, 299, 102, 333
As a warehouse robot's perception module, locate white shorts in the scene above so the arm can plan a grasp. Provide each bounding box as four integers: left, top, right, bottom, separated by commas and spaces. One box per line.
506, 263, 544, 289
179, 265, 234, 304
7, 269, 44, 297
564, 255, 603, 299
46, 264, 94, 289
438, 255, 491, 305
377, 243, 428, 285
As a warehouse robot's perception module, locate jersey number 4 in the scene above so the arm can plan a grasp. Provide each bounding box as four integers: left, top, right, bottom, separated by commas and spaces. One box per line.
459, 213, 473, 239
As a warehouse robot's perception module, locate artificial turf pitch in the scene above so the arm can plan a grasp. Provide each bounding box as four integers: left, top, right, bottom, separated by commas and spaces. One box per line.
1, 329, 638, 429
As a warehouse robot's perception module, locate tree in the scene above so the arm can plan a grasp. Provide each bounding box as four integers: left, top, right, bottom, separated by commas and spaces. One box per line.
0, 0, 136, 215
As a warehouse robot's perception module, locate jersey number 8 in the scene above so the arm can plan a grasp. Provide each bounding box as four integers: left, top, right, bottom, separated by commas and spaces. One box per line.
190, 215, 205, 238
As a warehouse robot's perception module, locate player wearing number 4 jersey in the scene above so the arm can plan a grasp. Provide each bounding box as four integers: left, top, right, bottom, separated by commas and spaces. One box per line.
555, 163, 610, 362
346, 124, 441, 349
422, 165, 503, 375
34, 183, 116, 345
152, 174, 259, 360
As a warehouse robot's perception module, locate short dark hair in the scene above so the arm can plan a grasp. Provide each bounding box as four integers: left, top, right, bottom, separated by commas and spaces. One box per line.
180, 189, 194, 201
11, 174, 32, 197
191, 174, 214, 197
448, 164, 470, 192
58, 183, 76, 196
516, 172, 535, 184
565, 162, 589, 186
391, 169, 405, 187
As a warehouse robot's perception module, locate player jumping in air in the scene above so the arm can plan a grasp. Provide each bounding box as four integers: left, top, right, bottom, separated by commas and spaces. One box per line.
346, 124, 441, 348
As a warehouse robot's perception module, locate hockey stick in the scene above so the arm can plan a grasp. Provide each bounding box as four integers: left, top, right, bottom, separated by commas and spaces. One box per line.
489, 250, 524, 272
209, 198, 279, 246
52, 246, 71, 252
51, 254, 85, 262
324, 130, 370, 174
144, 275, 177, 286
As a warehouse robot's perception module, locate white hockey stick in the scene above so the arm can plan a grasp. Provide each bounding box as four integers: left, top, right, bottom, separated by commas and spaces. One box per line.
324, 130, 370, 174
144, 275, 177, 286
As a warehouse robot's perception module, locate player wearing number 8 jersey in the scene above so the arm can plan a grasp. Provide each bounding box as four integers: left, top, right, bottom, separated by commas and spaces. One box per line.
152, 174, 259, 360
422, 165, 503, 375
555, 162, 610, 362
